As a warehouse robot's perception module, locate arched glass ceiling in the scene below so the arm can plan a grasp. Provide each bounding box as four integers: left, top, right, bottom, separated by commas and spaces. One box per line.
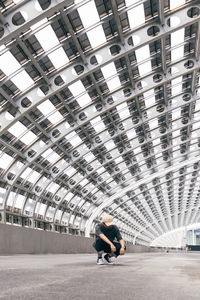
0, 0, 199, 246
151, 223, 200, 248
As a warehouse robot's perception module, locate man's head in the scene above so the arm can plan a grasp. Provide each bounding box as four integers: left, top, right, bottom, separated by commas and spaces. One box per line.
102, 214, 114, 228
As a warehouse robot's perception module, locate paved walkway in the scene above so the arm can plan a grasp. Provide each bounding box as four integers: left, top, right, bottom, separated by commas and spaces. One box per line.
0, 252, 199, 299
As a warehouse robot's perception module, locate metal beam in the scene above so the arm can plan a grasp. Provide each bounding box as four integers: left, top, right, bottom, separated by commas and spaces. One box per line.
85, 154, 200, 237
16, 38, 51, 86
158, 0, 165, 26
59, 10, 87, 65
0, 0, 74, 45
0, 55, 198, 135
110, 0, 125, 45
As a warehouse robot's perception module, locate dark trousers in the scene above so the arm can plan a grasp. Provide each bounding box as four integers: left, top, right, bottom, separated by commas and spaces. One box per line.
93, 239, 125, 257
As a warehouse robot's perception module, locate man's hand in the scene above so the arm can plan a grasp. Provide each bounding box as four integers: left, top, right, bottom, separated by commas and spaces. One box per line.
120, 247, 125, 255
110, 244, 116, 252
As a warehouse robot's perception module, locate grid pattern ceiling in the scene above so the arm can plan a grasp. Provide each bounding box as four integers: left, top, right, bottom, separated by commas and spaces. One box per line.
0, 0, 199, 246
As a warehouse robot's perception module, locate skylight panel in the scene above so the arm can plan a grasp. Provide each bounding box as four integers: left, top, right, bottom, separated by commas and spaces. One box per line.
101, 62, 121, 90
35, 203, 46, 215
117, 102, 130, 119
48, 47, 69, 69
76, 0, 100, 28
42, 149, 60, 164
97, 166, 106, 174
55, 209, 62, 220
105, 140, 115, 151
47, 152, 60, 164
8, 121, 26, 137
172, 129, 180, 137
42, 148, 53, 158
0, 152, 14, 169
87, 25, 106, 48
126, 2, 145, 29
138, 62, 152, 76
135, 45, 150, 63
135, 45, 151, 76
194, 111, 200, 121
37, 99, 55, 115
171, 27, 184, 62
195, 100, 200, 111
68, 80, 92, 107
27, 171, 40, 183
172, 107, 181, 120
80, 178, 89, 186
20, 131, 37, 145
48, 112, 63, 124
0, 187, 6, 204
134, 147, 141, 154
68, 80, 85, 97
64, 192, 74, 201
76, 93, 91, 107
101, 62, 117, 79
152, 138, 160, 146
84, 152, 96, 162
37, 99, 63, 124
35, 25, 59, 51
66, 131, 82, 147
171, 77, 182, 95
7, 191, 16, 207
126, 129, 136, 139
21, 167, 39, 181
0, 51, 21, 76
115, 157, 123, 165
149, 119, 158, 130
65, 166, 76, 177
171, 29, 184, 47
170, 0, 185, 10
106, 77, 121, 91
144, 94, 156, 108
47, 182, 60, 193
171, 46, 184, 62
171, 25, 185, 62
30, 18, 47, 31
90, 116, 106, 133
11, 70, 34, 91
126, 0, 138, 6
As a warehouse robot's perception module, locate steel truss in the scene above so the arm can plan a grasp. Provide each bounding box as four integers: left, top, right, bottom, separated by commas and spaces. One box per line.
0, 0, 200, 246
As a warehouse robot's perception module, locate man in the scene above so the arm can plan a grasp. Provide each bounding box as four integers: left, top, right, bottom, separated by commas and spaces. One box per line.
93, 214, 126, 265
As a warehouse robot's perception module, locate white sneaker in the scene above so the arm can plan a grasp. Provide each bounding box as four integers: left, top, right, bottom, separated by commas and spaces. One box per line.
97, 258, 104, 265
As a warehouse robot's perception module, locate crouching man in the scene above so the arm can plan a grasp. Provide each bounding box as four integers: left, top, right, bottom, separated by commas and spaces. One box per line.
93, 214, 126, 265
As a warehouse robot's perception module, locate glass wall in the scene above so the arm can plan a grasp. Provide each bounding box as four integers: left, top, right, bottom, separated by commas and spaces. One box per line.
187, 229, 200, 245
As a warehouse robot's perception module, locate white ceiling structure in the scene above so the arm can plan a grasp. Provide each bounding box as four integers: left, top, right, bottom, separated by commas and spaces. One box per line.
0, 0, 199, 247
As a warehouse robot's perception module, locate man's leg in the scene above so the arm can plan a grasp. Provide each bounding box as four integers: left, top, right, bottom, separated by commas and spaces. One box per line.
93, 240, 109, 264
103, 243, 116, 264
93, 240, 114, 264
112, 242, 126, 257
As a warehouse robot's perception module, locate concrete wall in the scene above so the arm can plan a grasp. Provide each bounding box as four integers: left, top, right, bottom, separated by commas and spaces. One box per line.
0, 223, 157, 254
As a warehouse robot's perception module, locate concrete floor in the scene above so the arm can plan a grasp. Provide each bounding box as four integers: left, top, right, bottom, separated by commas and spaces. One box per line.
0, 252, 199, 300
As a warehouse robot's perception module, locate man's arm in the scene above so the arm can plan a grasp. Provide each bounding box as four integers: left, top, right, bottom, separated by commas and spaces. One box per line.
119, 239, 125, 248
119, 239, 125, 255
99, 233, 116, 252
